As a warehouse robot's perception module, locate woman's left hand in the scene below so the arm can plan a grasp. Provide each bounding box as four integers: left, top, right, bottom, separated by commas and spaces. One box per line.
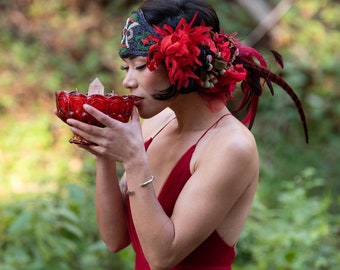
66, 104, 145, 163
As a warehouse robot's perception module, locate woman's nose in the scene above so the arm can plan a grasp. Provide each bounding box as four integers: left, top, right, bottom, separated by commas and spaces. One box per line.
122, 72, 137, 90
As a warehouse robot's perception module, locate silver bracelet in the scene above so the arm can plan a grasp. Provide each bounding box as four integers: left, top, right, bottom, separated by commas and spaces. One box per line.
125, 176, 155, 196
140, 176, 155, 187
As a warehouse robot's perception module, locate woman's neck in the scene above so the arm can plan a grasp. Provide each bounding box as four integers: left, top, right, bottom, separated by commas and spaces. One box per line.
169, 92, 230, 132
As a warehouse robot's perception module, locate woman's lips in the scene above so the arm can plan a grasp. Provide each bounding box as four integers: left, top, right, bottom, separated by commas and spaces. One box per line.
132, 96, 144, 106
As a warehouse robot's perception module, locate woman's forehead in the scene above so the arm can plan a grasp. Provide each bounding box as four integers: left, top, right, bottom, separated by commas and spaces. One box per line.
122, 56, 147, 63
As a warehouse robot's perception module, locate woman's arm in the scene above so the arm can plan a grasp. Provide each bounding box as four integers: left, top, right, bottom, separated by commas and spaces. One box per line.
95, 157, 130, 252
66, 116, 133, 252
123, 128, 258, 270
68, 106, 258, 270
67, 107, 173, 254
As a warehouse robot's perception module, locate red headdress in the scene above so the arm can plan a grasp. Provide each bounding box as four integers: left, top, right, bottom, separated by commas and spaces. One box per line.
142, 11, 309, 143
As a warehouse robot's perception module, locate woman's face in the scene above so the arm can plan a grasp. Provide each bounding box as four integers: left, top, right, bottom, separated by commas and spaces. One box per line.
121, 56, 172, 118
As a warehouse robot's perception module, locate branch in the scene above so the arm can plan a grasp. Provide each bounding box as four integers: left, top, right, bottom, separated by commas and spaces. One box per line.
237, 0, 295, 46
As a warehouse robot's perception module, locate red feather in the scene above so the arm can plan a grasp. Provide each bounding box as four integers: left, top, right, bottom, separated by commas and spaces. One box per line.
270, 50, 284, 69
234, 58, 309, 144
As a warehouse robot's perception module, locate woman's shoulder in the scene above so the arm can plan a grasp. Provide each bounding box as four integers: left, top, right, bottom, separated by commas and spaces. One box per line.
141, 108, 175, 140
196, 117, 258, 168
191, 117, 259, 196
222, 119, 257, 150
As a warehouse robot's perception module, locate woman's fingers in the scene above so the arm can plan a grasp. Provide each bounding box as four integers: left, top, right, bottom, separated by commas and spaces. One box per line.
130, 106, 140, 123
68, 122, 101, 145
65, 104, 140, 161
83, 104, 121, 128
66, 104, 134, 129
66, 118, 101, 134
66, 104, 120, 138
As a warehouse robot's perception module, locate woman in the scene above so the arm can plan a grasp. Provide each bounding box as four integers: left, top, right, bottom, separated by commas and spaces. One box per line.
66, 0, 308, 269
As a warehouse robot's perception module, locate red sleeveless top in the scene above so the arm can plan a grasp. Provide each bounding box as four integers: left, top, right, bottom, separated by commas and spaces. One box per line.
125, 115, 235, 270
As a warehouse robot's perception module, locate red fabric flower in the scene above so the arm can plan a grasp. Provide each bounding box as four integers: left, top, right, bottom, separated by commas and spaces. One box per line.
144, 13, 247, 111
201, 33, 247, 102
146, 13, 212, 90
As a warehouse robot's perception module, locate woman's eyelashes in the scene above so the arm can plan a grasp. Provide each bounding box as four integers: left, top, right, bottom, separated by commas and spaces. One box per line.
120, 65, 129, 72
136, 64, 146, 70
120, 64, 146, 72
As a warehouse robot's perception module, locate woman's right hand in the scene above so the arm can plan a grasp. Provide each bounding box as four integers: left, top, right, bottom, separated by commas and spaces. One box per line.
66, 105, 145, 164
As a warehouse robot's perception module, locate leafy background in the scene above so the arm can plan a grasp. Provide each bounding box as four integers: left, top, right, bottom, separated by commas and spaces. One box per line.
0, 0, 339, 269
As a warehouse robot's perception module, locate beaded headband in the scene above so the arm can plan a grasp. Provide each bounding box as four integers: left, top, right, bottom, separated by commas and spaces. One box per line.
119, 9, 157, 58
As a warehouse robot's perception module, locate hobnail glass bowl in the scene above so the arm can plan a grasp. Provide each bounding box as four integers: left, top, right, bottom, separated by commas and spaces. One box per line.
55, 91, 137, 145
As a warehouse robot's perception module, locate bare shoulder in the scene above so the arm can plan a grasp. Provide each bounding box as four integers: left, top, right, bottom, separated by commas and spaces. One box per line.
220, 122, 258, 159
194, 119, 259, 186
203, 118, 256, 154
141, 108, 175, 139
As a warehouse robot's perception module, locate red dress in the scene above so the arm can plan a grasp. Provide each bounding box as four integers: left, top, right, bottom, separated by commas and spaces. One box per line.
126, 115, 235, 270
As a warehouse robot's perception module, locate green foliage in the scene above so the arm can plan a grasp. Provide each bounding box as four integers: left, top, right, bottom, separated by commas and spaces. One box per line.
0, 183, 134, 270
0, 0, 339, 269
235, 168, 339, 270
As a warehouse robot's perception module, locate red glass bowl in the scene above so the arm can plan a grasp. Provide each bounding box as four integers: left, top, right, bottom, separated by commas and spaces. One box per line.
55, 91, 137, 145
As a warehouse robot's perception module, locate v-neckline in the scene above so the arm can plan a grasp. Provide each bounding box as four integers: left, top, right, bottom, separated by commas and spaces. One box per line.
145, 137, 196, 199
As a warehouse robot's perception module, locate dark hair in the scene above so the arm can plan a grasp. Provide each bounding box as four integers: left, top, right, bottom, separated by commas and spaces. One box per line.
139, 0, 220, 100
140, 0, 219, 32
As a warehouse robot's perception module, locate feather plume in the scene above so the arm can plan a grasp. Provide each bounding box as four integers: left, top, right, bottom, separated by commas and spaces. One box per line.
234, 49, 309, 143
270, 50, 284, 69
